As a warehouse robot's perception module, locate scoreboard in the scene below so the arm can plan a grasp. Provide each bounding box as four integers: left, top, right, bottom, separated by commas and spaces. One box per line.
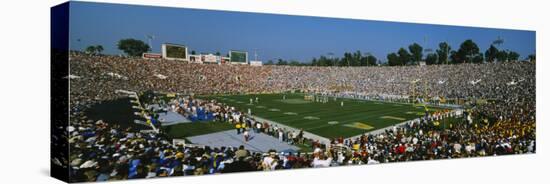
162, 43, 188, 61
229, 50, 248, 64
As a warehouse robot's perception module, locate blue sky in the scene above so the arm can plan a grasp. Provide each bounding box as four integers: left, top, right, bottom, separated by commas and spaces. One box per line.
69, 1, 535, 63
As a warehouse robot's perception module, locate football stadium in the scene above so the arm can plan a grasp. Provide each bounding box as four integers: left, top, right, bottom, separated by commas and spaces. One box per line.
61, 2, 536, 183
67, 51, 535, 182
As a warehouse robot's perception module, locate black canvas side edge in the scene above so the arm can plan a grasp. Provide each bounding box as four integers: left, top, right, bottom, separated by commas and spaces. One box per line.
51, 1, 70, 183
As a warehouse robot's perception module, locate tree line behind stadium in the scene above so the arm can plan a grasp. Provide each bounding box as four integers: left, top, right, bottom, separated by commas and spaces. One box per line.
83, 38, 535, 67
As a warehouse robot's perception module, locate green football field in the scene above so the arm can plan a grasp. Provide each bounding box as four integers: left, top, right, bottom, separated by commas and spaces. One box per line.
199, 93, 448, 139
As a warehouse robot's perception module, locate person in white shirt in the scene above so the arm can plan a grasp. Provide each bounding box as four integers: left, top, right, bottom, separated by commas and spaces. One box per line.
453, 143, 462, 153
367, 157, 380, 164
336, 152, 345, 165
527, 140, 534, 153
312, 155, 333, 168
262, 152, 278, 171
243, 129, 250, 142
465, 143, 475, 153
278, 130, 284, 142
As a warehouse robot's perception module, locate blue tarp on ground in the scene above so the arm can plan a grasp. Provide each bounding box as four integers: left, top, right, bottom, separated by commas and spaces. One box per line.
188, 130, 300, 153
147, 104, 217, 125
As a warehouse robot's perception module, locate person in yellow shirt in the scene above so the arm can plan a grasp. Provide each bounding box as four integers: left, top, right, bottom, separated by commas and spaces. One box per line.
236, 123, 242, 134
352, 143, 360, 151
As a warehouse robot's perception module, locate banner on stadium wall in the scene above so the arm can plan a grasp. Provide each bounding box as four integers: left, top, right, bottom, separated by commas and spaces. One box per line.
250, 61, 263, 66
142, 53, 162, 59
202, 54, 218, 63
189, 55, 203, 64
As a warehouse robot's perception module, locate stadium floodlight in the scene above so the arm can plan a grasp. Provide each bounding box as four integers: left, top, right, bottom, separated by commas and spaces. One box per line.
444, 39, 450, 65
423, 36, 433, 58
327, 52, 334, 59
423, 36, 433, 52
365, 52, 372, 66
327, 52, 334, 66
76, 38, 83, 51
254, 48, 258, 61
493, 36, 504, 47
146, 34, 155, 50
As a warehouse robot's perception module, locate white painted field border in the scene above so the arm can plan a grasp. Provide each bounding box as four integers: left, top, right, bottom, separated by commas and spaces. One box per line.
248, 115, 331, 146
345, 108, 464, 141
325, 94, 464, 109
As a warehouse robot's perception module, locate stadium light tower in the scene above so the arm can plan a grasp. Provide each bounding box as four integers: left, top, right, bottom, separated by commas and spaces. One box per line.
493, 36, 504, 48
442, 38, 450, 65
327, 52, 334, 59
76, 38, 83, 52
423, 35, 428, 51
254, 48, 258, 61
365, 52, 372, 67
327, 52, 334, 66
146, 35, 155, 51
423, 36, 433, 62
445, 40, 449, 64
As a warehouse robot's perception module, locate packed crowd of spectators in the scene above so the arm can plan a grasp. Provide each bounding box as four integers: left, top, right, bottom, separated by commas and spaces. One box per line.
67, 53, 535, 182
337, 111, 535, 164
69, 53, 534, 102
68, 111, 534, 182
68, 114, 328, 182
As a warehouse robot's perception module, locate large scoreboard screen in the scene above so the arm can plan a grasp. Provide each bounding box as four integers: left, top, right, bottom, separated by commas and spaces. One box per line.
162, 43, 188, 61
229, 50, 248, 63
